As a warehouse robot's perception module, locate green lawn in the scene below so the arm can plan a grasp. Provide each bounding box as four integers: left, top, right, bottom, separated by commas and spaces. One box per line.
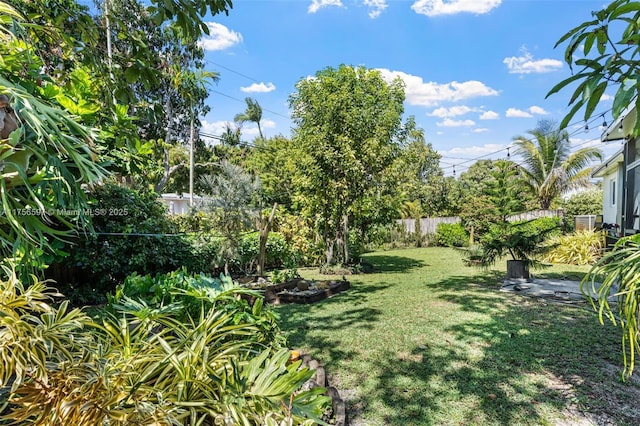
276, 247, 640, 426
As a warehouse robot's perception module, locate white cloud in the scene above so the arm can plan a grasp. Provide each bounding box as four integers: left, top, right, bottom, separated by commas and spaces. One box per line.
473, 128, 489, 133
479, 110, 499, 120
308, 0, 343, 13
201, 120, 231, 136
503, 47, 563, 74
528, 105, 548, 115
377, 68, 498, 107
411, 0, 501, 16
506, 108, 532, 118
601, 93, 613, 101
442, 143, 506, 157
364, 0, 387, 18
429, 105, 477, 118
436, 131, 444, 135
437, 118, 476, 127
240, 82, 276, 93
243, 119, 277, 137
199, 23, 243, 51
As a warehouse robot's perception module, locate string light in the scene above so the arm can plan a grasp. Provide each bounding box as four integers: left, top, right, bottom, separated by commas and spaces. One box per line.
506, 147, 510, 159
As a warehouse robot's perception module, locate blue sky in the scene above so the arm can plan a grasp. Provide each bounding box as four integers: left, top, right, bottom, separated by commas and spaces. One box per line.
197, 0, 621, 175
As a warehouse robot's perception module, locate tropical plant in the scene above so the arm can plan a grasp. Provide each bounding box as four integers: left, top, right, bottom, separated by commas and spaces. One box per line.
478, 218, 560, 270
435, 223, 468, 248
512, 120, 603, 209
543, 229, 605, 265
547, 0, 640, 134
1, 264, 330, 424
200, 161, 261, 275
582, 234, 640, 379
50, 184, 194, 305
235, 97, 265, 140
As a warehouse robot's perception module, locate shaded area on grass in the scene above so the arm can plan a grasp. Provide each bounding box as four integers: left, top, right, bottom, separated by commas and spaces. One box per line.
360, 253, 427, 273
277, 248, 640, 425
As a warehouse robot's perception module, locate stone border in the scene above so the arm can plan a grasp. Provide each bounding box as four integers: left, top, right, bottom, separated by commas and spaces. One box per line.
276, 280, 350, 304
263, 279, 350, 304
300, 353, 347, 426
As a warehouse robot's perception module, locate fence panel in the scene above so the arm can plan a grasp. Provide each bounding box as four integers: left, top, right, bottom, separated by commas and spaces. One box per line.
398, 217, 460, 235
506, 209, 565, 222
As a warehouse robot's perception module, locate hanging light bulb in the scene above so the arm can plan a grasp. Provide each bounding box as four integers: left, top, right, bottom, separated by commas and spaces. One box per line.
453, 165, 456, 177
602, 113, 607, 128
585, 123, 589, 133
507, 147, 510, 159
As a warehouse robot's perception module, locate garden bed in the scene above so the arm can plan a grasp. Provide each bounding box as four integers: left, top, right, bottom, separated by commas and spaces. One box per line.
240, 278, 350, 304
271, 279, 350, 304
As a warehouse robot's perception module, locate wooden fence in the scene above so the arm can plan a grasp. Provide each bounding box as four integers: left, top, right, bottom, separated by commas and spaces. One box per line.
506, 209, 565, 222
398, 209, 566, 235
397, 217, 460, 236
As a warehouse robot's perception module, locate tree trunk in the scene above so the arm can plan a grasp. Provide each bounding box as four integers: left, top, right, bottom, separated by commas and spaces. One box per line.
415, 216, 422, 247
469, 225, 475, 245
325, 237, 335, 267
257, 203, 278, 277
341, 215, 349, 265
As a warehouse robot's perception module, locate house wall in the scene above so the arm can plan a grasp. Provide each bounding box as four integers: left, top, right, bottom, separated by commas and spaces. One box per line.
601, 171, 622, 226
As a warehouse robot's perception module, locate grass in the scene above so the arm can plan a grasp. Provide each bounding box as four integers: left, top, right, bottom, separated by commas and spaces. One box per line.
276, 247, 640, 425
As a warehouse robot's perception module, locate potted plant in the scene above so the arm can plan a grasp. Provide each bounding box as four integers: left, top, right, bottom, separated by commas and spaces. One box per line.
478, 219, 559, 280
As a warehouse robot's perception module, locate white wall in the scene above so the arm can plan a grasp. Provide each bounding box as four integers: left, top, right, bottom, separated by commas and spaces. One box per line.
601, 167, 624, 226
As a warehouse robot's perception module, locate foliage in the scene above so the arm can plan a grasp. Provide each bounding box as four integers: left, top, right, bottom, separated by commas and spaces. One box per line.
109, 268, 285, 346
435, 223, 468, 248
563, 187, 603, 230
479, 218, 560, 268
548, 0, 640, 134
582, 233, 640, 379
289, 64, 405, 266
271, 268, 300, 285
235, 97, 265, 140
513, 120, 602, 209
543, 229, 604, 265
273, 209, 326, 267
245, 136, 298, 208
0, 263, 329, 424
0, 73, 105, 271
200, 160, 260, 274
51, 184, 193, 305
237, 232, 296, 274
457, 160, 533, 241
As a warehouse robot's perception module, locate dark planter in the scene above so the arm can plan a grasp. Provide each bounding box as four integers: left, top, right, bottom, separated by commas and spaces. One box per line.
507, 260, 529, 280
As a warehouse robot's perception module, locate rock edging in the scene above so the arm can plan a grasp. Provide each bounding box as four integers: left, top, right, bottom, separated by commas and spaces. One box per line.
300, 353, 347, 426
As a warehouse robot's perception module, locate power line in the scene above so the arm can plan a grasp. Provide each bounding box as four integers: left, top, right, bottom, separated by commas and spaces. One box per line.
211, 90, 290, 120
206, 60, 261, 84
438, 108, 614, 174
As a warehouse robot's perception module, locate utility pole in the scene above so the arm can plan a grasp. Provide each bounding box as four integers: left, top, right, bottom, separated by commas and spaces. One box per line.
189, 109, 195, 207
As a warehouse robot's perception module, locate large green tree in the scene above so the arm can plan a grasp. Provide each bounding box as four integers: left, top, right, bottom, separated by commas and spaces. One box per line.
513, 120, 603, 209
289, 65, 404, 266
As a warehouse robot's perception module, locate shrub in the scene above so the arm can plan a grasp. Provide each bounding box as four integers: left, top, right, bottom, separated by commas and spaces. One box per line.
1, 265, 330, 424
478, 218, 560, 268
543, 230, 605, 265
49, 184, 194, 305
237, 232, 296, 273
435, 222, 468, 247
563, 188, 603, 230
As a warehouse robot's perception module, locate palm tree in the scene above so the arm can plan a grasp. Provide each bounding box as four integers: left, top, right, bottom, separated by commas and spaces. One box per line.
512, 120, 603, 209
234, 97, 264, 140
